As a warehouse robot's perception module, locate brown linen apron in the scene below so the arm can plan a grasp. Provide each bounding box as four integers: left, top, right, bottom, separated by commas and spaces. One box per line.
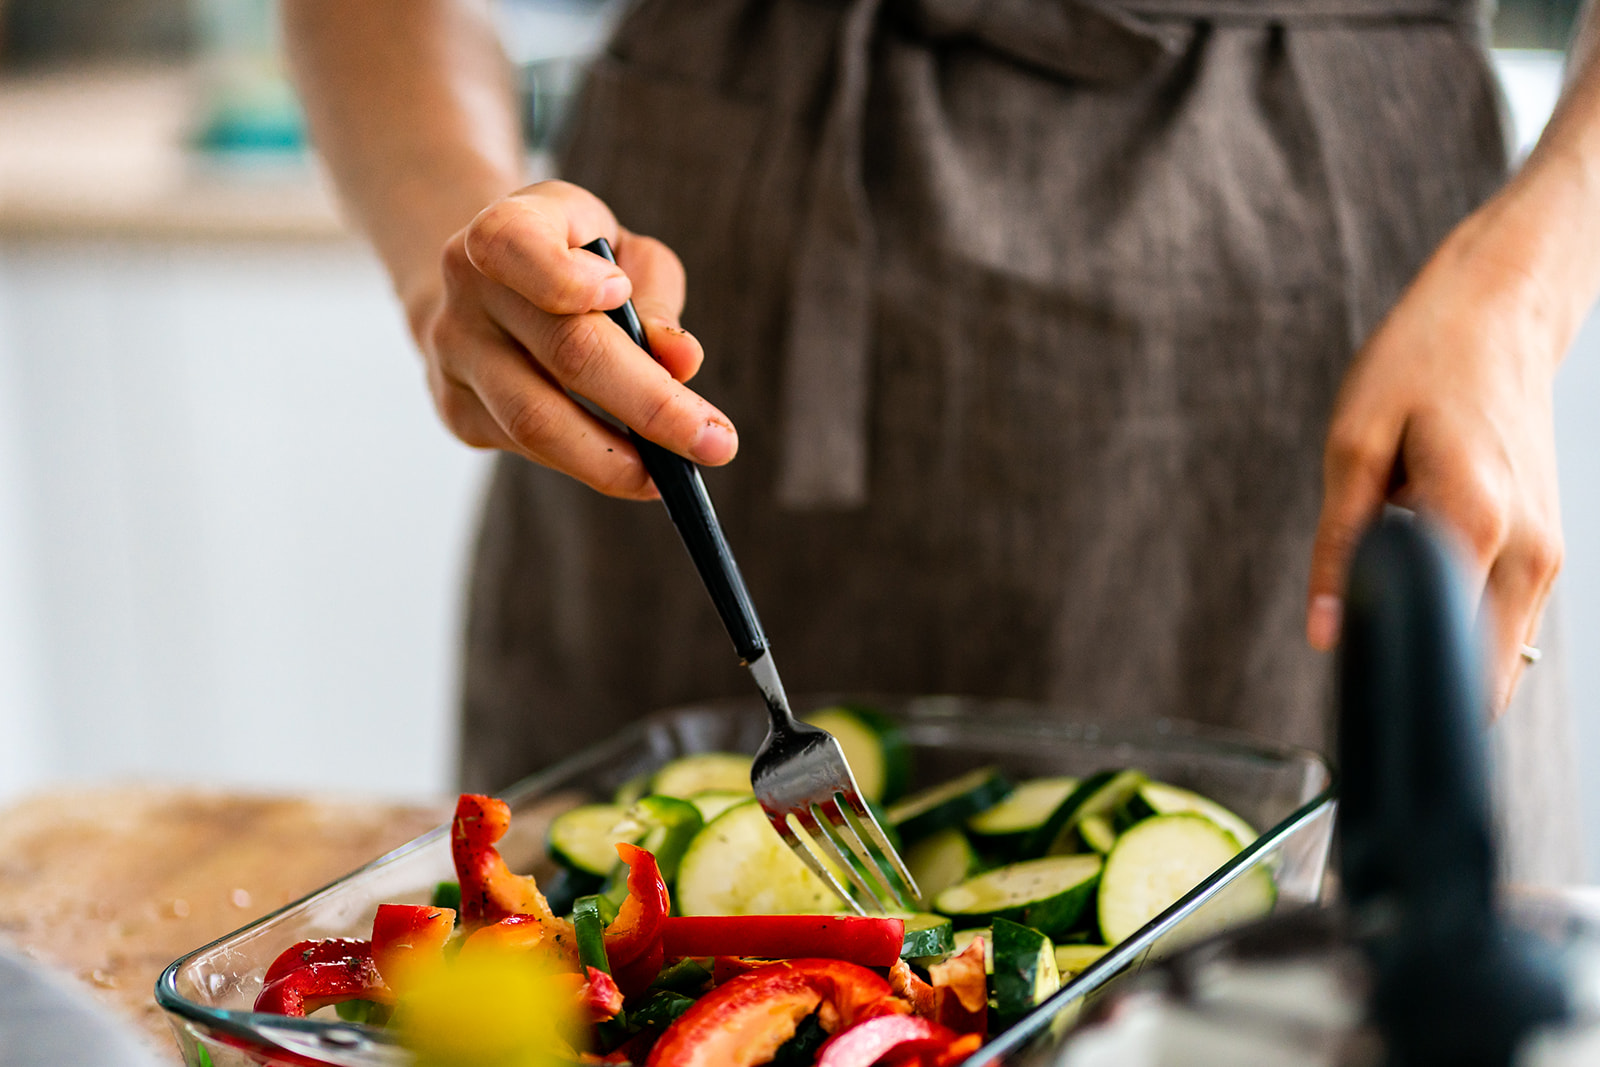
461, 0, 1583, 882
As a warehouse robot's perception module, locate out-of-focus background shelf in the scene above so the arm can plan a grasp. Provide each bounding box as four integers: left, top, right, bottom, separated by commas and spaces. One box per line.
0, 65, 347, 240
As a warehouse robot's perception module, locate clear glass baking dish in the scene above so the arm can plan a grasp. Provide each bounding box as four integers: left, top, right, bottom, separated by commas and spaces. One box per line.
156, 696, 1336, 1067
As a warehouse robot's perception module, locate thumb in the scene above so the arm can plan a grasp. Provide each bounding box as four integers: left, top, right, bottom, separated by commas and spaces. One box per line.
1307, 423, 1402, 650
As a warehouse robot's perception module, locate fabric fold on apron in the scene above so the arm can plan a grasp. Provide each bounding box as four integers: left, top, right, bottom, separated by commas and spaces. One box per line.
775, 0, 1481, 510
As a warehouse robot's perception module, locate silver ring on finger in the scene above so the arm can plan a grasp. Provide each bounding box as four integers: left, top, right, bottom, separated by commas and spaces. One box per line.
1520, 644, 1542, 666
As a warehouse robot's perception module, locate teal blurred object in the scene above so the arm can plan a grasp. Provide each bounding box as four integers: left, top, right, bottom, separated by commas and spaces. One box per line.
190, 0, 305, 153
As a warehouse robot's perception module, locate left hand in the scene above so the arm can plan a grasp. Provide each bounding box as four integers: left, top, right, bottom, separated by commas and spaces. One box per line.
1305, 197, 1569, 715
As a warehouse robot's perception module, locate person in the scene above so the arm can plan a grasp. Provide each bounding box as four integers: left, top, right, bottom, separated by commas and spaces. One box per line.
282, 0, 1597, 882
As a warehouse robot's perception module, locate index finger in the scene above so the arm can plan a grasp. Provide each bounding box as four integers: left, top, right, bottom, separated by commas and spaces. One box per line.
463, 180, 631, 315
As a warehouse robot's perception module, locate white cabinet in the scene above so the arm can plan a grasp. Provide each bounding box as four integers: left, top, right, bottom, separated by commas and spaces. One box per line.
0, 239, 487, 800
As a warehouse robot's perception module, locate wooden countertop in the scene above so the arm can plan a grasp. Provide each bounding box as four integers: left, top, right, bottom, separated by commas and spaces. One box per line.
0, 787, 450, 1061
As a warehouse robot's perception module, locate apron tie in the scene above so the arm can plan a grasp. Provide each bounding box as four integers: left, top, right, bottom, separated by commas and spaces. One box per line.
774, 0, 1179, 510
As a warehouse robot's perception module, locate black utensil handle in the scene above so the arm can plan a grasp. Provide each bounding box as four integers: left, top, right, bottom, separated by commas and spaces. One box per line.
582, 238, 769, 663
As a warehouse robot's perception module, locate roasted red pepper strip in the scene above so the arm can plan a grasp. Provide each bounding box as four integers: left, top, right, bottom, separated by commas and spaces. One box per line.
583, 966, 626, 1023
605, 842, 670, 968
254, 944, 383, 1017
452, 793, 564, 927
661, 915, 904, 969
646, 959, 907, 1067
927, 938, 987, 1036
370, 904, 455, 999
887, 959, 937, 1019
612, 934, 667, 1001
816, 1015, 961, 1067
262, 938, 373, 987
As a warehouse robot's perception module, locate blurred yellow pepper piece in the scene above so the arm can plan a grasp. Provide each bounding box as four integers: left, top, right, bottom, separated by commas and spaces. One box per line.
395, 948, 583, 1067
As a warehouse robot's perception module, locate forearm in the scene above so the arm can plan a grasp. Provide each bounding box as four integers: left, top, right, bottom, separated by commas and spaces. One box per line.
281, 0, 523, 315
1482, 0, 1600, 363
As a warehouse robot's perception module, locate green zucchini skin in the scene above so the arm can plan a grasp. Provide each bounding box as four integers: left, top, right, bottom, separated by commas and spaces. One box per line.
804, 704, 911, 803
896, 912, 956, 958
1097, 813, 1275, 945
933, 854, 1102, 937
991, 917, 1061, 1026
548, 803, 637, 876
888, 768, 1014, 844
965, 777, 1079, 861
1021, 770, 1147, 858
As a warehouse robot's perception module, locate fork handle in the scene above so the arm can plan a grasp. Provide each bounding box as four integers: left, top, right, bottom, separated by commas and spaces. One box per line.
583, 238, 770, 665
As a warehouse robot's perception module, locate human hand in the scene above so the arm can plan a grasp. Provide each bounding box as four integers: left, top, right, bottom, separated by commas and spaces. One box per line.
1305, 200, 1572, 714
406, 180, 738, 499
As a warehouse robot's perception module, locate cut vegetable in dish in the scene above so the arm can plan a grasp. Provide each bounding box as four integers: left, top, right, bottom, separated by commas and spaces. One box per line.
888, 767, 1012, 843
649, 752, 754, 798
904, 828, 981, 906
1125, 780, 1259, 847
549, 804, 639, 877
1024, 769, 1147, 857
965, 776, 1078, 858
991, 917, 1061, 1026
803, 705, 910, 803
249, 736, 1288, 1066
1053, 943, 1109, 978
1097, 813, 1274, 944
675, 799, 846, 915
934, 854, 1102, 937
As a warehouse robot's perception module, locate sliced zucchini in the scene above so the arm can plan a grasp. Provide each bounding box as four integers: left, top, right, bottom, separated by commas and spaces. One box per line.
905, 828, 981, 907
950, 928, 994, 973
933, 854, 1102, 937
895, 912, 955, 958
991, 917, 1060, 1025
548, 803, 639, 876
804, 705, 911, 803
612, 770, 653, 806
649, 753, 753, 798
1097, 813, 1273, 945
614, 795, 704, 882
1022, 769, 1148, 857
888, 768, 1012, 843
676, 799, 846, 915
1127, 781, 1258, 847
1077, 814, 1118, 855
965, 776, 1079, 858
1054, 944, 1109, 978
688, 789, 751, 825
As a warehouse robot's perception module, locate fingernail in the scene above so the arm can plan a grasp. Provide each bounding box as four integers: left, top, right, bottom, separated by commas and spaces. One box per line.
1307, 595, 1342, 651
596, 274, 630, 309
690, 419, 737, 465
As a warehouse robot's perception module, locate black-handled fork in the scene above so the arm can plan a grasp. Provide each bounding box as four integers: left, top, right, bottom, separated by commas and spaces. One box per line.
583, 238, 918, 913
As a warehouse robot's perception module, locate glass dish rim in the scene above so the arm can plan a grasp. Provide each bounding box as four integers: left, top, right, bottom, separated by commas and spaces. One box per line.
155, 695, 1338, 1064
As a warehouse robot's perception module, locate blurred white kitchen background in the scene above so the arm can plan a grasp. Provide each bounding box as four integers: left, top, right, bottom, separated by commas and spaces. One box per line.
0, 1, 1597, 868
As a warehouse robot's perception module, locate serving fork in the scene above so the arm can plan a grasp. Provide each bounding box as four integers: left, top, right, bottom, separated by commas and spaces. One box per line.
584, 238, 918, 915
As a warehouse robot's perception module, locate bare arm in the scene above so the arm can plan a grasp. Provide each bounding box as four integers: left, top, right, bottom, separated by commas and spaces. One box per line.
1308, 0, 1600, 711
280, 1, 735, 497
282, 0, 522, 313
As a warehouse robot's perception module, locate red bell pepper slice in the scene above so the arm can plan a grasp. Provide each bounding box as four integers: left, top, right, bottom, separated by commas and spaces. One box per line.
646, 959, 907, 1067
882, 1032, 983, 1067
887, 960, 937, 1019
661, 915, 905, 969
370, 904, 455, 997
605, 842, 670, 967
927, 938, 987, 1036
816, 1015, 961, 1067
612, 933, 667, 1001
262, 938, 372, 987
452, 793, 563, 927
583, 966, 626, 1023
254, 943, 383, 1017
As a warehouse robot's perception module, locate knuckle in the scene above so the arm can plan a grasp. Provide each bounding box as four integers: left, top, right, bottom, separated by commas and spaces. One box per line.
1523, 525, 1565, 582
634, 386, 691, 440
500, 391, 560, 450
1451, 469, 1513, 558
1323, 425, 1386, 481
463, 200, 526, 277
544, 315, 605, 384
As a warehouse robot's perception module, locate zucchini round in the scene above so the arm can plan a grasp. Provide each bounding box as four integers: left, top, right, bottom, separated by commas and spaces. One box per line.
1127, 780, 1258, 847
1097, 813, 1274, 945
1053, 943, 1109, 978
933, 854, 1102, 937
991, 917, 1060, 1025
965, 776, 1079, 859
649, 753, 753, 798
547, 803, 638, 876
894, 912, 955, 958
905, 827, 981, 907
888, 768, 1012, 843
687, 789, 751, 825
804, 705, 910, 803
1023, 769, 1148, 857
675, 799, 847, 915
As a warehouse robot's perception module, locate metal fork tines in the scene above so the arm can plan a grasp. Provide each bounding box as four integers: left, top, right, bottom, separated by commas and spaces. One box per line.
749, 653, 920, 915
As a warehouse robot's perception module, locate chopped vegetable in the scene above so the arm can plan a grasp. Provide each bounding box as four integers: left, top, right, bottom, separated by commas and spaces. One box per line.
370, 904, 455, 998
253, 941, 382, 1017
660, 915, 905, 968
